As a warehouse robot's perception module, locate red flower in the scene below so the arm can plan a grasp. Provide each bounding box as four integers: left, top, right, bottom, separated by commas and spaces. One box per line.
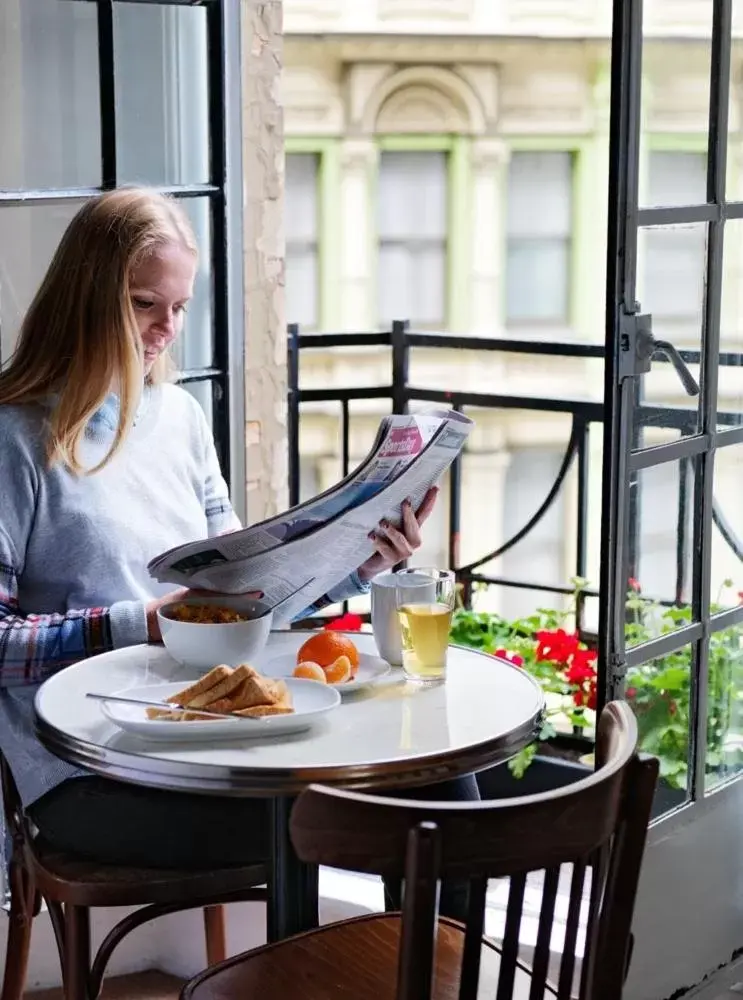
566, 659, 596, 685
494, 648, 524, 668
586, 683, 597, 711
573, 679, 598, 711
626, 686, 637, 699
628, 578, 641, 593
535, 629, 580, 664
325, 613, 363, 632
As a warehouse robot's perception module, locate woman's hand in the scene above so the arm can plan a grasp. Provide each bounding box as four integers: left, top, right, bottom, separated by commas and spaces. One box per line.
356, 487, 439, 583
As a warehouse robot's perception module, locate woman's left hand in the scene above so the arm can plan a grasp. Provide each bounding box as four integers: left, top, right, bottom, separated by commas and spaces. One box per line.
356, 487, 439, 583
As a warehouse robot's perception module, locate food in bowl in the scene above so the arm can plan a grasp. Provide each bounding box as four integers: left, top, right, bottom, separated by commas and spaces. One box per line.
157, 597, 273, 670
147, 663, 294, 721
296, 632, 360, 677
293, 661, 327, 683
166, 603, 253, 624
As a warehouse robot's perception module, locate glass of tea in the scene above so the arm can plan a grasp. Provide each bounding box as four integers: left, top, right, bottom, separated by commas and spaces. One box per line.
395, 568, 456, 683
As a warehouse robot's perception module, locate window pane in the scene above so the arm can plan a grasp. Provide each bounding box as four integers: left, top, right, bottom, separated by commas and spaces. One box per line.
285, 154, 319, 329
628, 461, 695, 645
379, 152, 447, 239
506, 239, 569, 322
718, 217, 743, 431
379, 243, 446, 328
0, 0, 100, 190
285, 251, 318, 329
114, 3, 209, 186
710, 443, 743, 612
705, 621, 743, 791
0, 201, 86, 363
646, 151, 707, 208
507, 152, 572, 237
181, 379, 214, 431
625, 644, 693, 804
286, 154, 318, 242
170, 198, 214, 372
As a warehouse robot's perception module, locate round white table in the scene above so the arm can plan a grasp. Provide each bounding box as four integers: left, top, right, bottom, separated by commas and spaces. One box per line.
34, 631, 544, 940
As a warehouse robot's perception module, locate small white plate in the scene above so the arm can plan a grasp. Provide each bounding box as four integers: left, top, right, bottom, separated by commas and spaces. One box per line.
259, 651, 392, 694
99, 679, 340, 742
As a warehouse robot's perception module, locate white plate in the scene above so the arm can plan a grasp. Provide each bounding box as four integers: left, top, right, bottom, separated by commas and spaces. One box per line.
259, 651, 392, 694
99, 679, 341, 742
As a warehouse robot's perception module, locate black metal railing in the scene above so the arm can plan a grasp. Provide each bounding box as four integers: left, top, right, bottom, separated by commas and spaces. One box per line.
287, 320, 743, 631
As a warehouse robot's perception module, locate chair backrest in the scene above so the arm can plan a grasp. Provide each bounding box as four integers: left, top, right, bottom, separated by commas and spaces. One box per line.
290, 701, 658, 1000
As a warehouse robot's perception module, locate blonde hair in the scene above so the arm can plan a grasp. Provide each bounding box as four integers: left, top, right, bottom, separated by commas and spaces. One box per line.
0, 188, 197, 474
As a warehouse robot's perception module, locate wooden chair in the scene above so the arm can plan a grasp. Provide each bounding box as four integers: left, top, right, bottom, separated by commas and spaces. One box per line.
182, 702, 658, 1000
0, 755, 268, 1000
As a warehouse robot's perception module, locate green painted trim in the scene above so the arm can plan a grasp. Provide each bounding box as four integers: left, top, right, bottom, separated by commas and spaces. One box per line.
644, 133, 708, 152
318, 142, 341, 330
377, 134, 456, 152
570, 140, 593, 334
507, 135, 586, 153
448, 136, 471, 332
285, 137, 336, 154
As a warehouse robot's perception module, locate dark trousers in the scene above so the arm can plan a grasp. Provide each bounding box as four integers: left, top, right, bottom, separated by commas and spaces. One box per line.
29, 773, 479, 921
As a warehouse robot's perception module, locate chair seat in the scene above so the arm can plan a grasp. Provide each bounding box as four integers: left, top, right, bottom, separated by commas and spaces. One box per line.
182, 913, 555, 1000
26, 837, 268, 908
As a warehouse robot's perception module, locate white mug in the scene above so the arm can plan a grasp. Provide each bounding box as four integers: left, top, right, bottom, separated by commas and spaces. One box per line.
371, 570, 437, 666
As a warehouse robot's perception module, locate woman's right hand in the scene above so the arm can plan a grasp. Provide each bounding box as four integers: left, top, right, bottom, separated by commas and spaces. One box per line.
145, 590, 189, 643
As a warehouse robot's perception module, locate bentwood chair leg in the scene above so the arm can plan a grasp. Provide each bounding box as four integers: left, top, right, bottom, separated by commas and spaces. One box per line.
0, 860, 34, 1000
64, 904, 91, 1000
203, 904, 228, 965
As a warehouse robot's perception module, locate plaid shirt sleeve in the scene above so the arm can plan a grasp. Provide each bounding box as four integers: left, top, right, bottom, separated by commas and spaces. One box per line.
0, 557, 117, 687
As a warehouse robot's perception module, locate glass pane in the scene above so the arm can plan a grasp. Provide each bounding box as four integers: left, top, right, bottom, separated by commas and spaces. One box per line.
378, 152, 447, 239
711, 444, 743, 611
639, 3, 711, 208
626, 460, 695, 645
114, 3, 209, 186
0, 201, 85, 363
643, 151, 707, 209
378, 243, 446, 328
506, 239, 569, 323
507, 152, 573, 237
285, 250, 318, 330
286, 154, 319, 241
705, 621, 743, 791
0, 0, 101, 190
181, 379, 214, 430
718, 217, 743, 431
171, 198, 213, 371
634, 223, 706, 441
625, 644, 693, 803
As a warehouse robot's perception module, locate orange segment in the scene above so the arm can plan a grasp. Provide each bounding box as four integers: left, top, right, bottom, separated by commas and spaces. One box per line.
296, 632, 360, 676
323, 655, 352, 685
293, 661, 327, 683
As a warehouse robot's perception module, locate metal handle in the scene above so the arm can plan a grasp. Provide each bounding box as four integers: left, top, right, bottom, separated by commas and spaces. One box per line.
619, 310, 700, 396
651, 339, 700, 396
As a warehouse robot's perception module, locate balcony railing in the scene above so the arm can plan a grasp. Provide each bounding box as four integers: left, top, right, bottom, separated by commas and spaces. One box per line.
287, 320, 743, 633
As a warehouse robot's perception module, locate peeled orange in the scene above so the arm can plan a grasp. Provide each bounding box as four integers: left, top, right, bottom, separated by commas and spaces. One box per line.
323, 655, 352, 685
293, 661, 327, 683
296, 632, 360, 677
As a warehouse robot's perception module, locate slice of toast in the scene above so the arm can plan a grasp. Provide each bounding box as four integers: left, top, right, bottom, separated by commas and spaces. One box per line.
165, 665, 234, 707
205, 673, 279, 714
187, 664, 256, 709
234, 704, 295, 718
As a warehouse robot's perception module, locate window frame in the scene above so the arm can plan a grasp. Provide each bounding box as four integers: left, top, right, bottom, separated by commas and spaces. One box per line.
503, 138, 586, 333
0, 0, 245, 517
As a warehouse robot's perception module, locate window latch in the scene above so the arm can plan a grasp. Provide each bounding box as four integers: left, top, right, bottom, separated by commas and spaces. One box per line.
618, 308, 700, 396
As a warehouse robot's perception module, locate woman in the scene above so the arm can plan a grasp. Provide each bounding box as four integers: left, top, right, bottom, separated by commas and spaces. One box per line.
0, 189, 476, 913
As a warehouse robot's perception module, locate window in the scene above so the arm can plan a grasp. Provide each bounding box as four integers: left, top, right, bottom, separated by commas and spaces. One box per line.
641, 152, 708, 345
285, 153, 320, 330
378, 150, 448, 329
506, 151, 573, 325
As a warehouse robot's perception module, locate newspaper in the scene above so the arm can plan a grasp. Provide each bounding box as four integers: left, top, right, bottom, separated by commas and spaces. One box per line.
148, 407, 473, 624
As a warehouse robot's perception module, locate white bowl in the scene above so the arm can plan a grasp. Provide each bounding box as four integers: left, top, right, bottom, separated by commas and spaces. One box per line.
157, 596, 273, 670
